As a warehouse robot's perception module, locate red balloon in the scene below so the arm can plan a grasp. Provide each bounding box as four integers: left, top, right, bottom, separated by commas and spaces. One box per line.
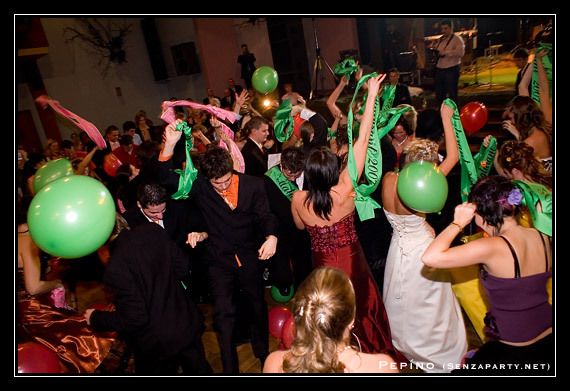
268, 306, 292, 339
460, 102, 488, 135
18, 342, 62, 373
281, 315, 296, 349
293, 114, 305, 139
103, 153, 123, 177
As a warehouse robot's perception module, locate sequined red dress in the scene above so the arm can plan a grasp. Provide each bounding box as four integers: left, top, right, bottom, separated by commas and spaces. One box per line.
305, 212, 406, 363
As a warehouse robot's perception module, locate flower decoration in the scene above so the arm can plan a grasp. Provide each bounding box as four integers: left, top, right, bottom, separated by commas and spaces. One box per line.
507, 188, 523, 206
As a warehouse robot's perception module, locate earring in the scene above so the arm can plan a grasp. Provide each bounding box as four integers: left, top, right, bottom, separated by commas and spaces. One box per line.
350, 330, 362, 353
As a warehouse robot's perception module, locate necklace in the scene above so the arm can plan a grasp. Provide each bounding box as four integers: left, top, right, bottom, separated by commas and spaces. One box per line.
395, 136, 408, 147
336, 344, 353, 353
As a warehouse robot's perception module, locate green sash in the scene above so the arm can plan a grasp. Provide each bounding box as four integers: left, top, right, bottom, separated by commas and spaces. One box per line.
265, 165, 298, 201
333, 58, 359, 79
171, 122, 198, 200
530, 43, 552, 107
514, 180, 552, 236
443, 99, 480, 201
346, 74, 411, 220
473, 136, 497, 179
273, 98, 294, 143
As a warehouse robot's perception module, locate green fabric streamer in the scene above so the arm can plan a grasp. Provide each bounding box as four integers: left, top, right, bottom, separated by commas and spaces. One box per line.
530, 43, 552, 107
264, 165, 298, 201
333, 58, 359, 79
346, 73, 381, 220
273, 98, 294, 143
514, 180, 552, 236
345, 74, 411, 220
443, 99, 479, 201
473, 136, 497, 178
171, 122, 198, 200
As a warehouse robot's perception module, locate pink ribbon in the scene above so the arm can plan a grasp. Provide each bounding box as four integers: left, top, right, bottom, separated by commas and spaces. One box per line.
161, 100, 245, 173
35, 95, 107, 149
50, 287, 76, 311
161, 100, 237, 124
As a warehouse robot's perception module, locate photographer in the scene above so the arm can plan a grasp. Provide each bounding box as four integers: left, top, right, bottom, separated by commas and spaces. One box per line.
434, 19, 465, 105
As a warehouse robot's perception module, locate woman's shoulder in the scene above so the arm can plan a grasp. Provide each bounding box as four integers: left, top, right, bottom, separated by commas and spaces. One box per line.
263, 350, 288, 373
341, 351, 399, 373
291, 190, 307, 203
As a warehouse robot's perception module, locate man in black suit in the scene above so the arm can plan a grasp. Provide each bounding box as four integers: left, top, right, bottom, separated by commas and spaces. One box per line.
383, 68, 412, 107
86, 221, 211, 375
157, 124, 278, 373
237, 44, 256, 89
122, 181, 211, 301
262, 147, 312, 296
241, 115, 271, 177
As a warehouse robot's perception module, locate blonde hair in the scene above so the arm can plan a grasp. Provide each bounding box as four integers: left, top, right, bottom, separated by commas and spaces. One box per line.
282, 267, 356, 373
403, 137, 439, 167
397, 104, 417, 132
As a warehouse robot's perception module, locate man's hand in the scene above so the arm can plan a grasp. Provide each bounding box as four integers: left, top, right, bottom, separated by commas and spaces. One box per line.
186, 232, 208, 248
258, 235, 277, 260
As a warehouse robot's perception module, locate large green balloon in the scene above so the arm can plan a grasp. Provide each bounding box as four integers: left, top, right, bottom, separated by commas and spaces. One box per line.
32, 158, 74, 194
251, 66, 279, 94
397, 160, 448, 213
28, 175, 116, 259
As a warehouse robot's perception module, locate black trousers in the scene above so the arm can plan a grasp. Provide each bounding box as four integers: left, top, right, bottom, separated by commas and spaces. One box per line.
435, 64, 460, 106
207, 261, 269, 373
268, 234, 312, 292
134, 337, 212, 375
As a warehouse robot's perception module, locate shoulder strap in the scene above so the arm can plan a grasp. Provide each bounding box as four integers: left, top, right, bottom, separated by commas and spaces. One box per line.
537, 229, 550, 272
498, 236, 521, 278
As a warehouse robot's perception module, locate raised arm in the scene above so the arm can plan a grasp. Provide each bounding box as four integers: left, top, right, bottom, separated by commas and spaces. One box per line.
339, 73, 385, 189
75, 145, 100, 175
438, 102, 459, 175
326, 74, 350, 122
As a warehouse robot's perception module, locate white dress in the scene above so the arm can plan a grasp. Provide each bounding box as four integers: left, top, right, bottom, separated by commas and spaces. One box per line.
382, 210, 468, 373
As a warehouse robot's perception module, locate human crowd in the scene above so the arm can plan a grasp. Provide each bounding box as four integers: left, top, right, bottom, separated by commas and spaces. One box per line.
17, 40, 552, 376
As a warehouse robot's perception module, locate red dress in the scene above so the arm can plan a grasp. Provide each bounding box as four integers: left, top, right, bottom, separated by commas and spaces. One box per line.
305, 212, 406, 363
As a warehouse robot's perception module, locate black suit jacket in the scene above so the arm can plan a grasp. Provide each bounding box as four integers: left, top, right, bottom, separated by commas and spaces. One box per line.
157, 157, 278, 270
122, 198, 206, 250
242, 138, 268, 177
90, 223, 204, 358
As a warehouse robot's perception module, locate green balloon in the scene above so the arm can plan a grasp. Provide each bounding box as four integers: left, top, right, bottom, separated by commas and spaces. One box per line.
251, 66, 279, 94
397, 160, 448, 213
28, 175, 116, 259
33, 158, 74, 194
270, 285, 294, 303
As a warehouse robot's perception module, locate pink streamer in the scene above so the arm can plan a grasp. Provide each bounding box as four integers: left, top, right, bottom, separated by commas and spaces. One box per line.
161, 100, 245, 173
160, 100, 237, 124
35, 95, 107, 149
50, 287, 76, 311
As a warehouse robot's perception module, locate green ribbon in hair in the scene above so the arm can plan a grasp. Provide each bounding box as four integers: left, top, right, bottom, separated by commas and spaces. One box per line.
171, 122, 198, 200
530, 42, 552, 107
273, 98, 294, 143
514, 180, 552, 236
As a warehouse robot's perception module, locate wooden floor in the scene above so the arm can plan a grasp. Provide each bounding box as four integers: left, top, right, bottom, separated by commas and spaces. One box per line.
74, 279, 483, 375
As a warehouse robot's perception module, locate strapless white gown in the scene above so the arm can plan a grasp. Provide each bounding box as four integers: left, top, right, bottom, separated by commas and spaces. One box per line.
383, 210, 468, 373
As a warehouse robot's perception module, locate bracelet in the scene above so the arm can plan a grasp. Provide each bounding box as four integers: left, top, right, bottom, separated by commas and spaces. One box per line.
449, 222, 463, 231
